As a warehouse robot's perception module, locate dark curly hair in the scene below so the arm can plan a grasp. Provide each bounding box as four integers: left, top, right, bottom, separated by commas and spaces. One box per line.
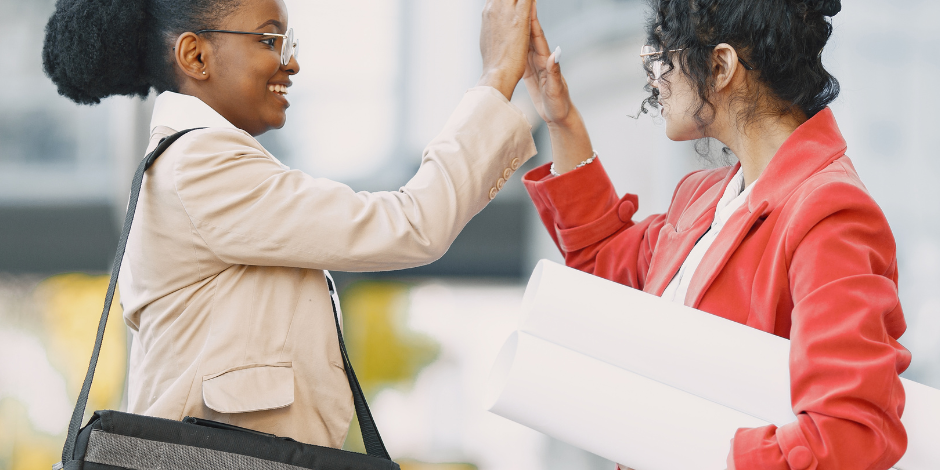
42, 0, 242, 105
637, 0, 841, 128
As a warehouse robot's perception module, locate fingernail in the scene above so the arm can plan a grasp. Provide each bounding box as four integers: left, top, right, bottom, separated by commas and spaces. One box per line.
553, 46, 562, 64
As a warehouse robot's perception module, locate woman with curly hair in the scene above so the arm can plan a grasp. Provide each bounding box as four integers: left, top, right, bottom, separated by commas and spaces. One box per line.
521, 1, 909, 469
42, 0, 538, 446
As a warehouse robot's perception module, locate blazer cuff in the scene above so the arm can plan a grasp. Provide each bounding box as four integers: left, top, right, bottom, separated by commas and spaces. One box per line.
775, 421, 818, 470
523, 157, 637, 252
429, 85, 538, 205
523, 157, 627, 226
734, 423, 817, 470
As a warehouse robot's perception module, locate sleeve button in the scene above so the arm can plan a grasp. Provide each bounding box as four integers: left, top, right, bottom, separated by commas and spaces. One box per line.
510, 158, 521, 170
786, 446, 813, 470
489, 187, 499, 200
497, 178, 506, 190
503, 168, 513, 179
618, 200, 636, 222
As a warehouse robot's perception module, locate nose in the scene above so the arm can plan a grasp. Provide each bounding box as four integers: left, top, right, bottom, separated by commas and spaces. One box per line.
283, 54, 300, 75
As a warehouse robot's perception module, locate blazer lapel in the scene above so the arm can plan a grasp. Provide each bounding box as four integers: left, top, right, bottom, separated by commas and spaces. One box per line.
684, 107, 848, 307
684, 200, 768, 307
643, 167, 738, 296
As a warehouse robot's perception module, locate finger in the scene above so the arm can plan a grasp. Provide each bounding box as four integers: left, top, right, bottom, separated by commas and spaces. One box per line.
529, 8, 552, 57
516, 0, 535, 22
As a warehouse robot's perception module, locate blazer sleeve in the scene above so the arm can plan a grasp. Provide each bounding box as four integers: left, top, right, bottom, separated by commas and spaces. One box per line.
171, 86, 537, 271
732, 176, 910, 470
522, 158, 678, 290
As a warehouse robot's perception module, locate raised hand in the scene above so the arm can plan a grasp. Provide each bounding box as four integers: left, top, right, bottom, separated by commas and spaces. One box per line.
478, 0, 536, 100
522, 4, 594, 175
523, 5, 573, 126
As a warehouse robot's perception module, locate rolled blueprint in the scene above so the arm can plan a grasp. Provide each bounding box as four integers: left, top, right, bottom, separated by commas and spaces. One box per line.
487, 259, 940, 470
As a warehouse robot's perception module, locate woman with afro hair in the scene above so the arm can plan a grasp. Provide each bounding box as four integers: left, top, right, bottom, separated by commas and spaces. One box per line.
521, 0, 909, 469
43, 0, 540, 447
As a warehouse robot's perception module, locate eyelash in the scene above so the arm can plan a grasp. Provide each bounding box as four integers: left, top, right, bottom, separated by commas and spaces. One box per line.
261, 38, 277, 48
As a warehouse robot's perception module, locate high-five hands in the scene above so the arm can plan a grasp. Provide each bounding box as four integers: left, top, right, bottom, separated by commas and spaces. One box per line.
478, 0, 536, 100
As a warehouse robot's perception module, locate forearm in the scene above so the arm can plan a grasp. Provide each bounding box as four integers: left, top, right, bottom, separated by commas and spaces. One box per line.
546, 109, 594, 174
177, 90, 536, 271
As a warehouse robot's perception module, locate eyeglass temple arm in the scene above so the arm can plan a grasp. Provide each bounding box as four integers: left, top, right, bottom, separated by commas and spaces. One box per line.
194, 29, 287, 38
639, 48, 684, 58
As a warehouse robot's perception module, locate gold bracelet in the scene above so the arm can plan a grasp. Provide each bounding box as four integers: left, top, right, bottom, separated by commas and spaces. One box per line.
550, 152, 598, 177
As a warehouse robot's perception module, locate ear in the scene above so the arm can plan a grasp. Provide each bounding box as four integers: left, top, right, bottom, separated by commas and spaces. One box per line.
711, 43, 741, 93
174, 32, 211, 81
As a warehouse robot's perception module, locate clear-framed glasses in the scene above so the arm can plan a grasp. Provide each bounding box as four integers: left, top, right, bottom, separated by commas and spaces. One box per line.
639, 45, 683, 81
195, 28, 300, 66
639, 44, 754, 81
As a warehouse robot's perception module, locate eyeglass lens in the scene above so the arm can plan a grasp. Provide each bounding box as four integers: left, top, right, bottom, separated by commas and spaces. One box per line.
281, 28, 299, 65
640, 45, 664, 81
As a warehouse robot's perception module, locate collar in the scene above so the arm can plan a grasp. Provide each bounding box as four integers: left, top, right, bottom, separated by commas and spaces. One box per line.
149, 91, 238, 135
747, 107, 848, 215
714, 168, 756, 225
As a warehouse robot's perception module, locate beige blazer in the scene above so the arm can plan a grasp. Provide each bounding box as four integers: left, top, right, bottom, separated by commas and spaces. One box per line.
118, 87, 537, 446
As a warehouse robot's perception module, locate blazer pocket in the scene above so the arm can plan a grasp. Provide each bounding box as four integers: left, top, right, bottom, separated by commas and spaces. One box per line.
202, 362, 294, 413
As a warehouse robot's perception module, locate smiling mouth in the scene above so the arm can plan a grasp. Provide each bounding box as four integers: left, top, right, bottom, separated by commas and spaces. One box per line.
268, 84, 289, 95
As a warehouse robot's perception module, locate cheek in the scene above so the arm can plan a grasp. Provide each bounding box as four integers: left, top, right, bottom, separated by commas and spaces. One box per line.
661, 84, 701, 140
225, 50, 278, 92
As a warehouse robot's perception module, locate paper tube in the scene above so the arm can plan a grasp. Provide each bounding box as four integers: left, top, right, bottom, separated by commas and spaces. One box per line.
485, 331, 769, 470
487, 260, 939, 470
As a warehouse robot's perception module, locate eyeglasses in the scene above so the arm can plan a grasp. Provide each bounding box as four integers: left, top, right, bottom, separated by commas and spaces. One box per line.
640, 44, 754, 81
195, 28, 299, 66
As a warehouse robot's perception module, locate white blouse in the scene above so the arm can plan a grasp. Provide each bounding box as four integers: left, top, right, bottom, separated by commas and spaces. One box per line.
661, 168, 756, 305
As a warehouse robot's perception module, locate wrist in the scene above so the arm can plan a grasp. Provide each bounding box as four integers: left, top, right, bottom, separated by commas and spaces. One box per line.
477, 70, 518, 101
550, 151, 596, 176
546, 107, 585, 132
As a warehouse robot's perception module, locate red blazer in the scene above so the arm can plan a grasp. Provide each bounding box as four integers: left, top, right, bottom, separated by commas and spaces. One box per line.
523, 108, 910, 470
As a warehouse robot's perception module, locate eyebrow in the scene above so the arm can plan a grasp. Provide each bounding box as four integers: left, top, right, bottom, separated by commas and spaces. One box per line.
255, 19, 284, 32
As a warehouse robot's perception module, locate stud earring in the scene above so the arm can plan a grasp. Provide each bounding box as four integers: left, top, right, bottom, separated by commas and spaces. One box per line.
202, 71, 207, 75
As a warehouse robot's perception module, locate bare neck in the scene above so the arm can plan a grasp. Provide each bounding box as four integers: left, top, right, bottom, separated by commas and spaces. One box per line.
713, 112, 806, 187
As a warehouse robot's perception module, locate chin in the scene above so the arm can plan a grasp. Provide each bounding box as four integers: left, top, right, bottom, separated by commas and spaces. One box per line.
252, 115, 288, 136
663, 116, 701, 142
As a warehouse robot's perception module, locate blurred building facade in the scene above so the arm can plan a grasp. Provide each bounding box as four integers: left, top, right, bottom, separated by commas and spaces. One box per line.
1, 0, 938, 469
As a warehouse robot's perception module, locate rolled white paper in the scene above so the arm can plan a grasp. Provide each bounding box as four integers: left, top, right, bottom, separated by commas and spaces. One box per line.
519, 259, 795, 425
896, 380, 940, 469
485, 332, 769, 470
487, 260, 940, 470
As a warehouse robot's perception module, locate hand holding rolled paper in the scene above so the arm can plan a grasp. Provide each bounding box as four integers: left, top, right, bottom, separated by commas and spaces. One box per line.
486, 260, 940, 470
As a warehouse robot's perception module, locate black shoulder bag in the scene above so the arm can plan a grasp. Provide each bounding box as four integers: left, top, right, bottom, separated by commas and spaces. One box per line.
56, 129, 398, 470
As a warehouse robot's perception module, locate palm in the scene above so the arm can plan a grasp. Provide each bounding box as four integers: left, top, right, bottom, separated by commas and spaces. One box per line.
522, 12, 572, 125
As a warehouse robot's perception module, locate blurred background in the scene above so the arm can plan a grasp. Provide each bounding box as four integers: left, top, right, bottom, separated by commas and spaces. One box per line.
1, 0, 938, 469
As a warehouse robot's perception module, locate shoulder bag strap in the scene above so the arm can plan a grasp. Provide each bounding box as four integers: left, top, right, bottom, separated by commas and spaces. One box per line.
324, 272, 392, 460
61, 128, 200, 463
